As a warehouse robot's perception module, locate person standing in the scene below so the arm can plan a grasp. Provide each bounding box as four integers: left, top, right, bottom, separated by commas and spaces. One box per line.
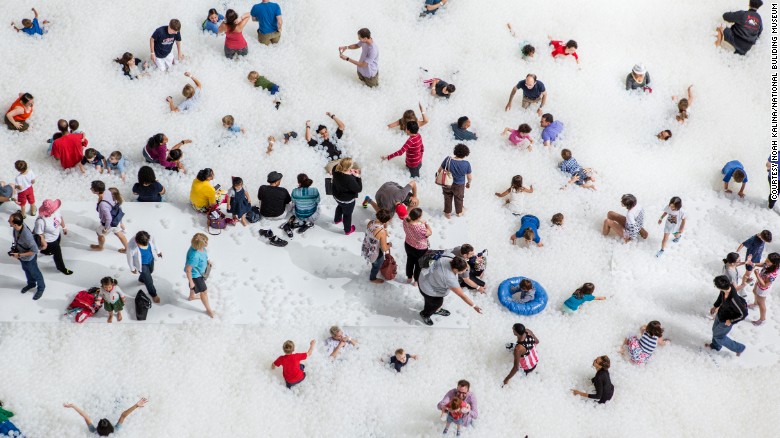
403, 208, 431, 284
437, 380, 478, 428
571, 356, 614, 404
185, 233, 215, 318
251, 0, 282, 45
505, 74, 547, 116
418, 257, 482, 326
440, 144, 472, 219
150, 19, 183, 71
361, 209, 393, 284
8, 211, 45, 300
34, 199, 73, 275
127, 231, 163, 304
339, 28, 379, 88
382, 121, 425, 178
5, 92, 34, 132
331, 158, 363, 235
218, 10, 251, 58
716, 0, 763, 55
89, 180, 128, 253
502, 323, 540, 386
706, 275, 748, 355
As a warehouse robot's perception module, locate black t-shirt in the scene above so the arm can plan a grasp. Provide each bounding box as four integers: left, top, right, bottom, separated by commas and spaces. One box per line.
151, 26, 181, 58
81, 151, 105, 166
435, 81, 451, 98
132, 182, 164, 202
308, 128, 344, 160
257, 185, 291, 217
389, 354, 411, 372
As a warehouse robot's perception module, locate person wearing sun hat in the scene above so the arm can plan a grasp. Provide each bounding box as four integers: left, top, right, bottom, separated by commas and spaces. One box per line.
33, 198, 73, 275
626, 64, 651, 92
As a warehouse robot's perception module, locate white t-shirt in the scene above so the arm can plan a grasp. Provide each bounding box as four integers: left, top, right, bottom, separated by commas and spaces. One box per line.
15, 170, 36, 191
324, 332, 353, 356
33, 211, 62, 243
662, 206, 686, 225
506, 188, 525, 214
97, 285, 125, 304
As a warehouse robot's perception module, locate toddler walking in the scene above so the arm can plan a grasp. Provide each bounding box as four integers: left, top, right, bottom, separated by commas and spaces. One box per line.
14, 160, 36, 217
656, 197, 687, 257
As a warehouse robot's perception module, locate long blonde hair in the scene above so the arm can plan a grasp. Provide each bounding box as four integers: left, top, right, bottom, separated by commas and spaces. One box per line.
335, 158, 353, 173
108, 188, 123, 206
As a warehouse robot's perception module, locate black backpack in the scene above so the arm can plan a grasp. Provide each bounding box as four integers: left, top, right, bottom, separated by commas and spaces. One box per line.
135, 290, 152, 321
418, 249, 450, 270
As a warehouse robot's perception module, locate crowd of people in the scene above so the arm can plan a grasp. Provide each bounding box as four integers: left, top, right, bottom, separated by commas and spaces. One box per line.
1, 0, 776, 434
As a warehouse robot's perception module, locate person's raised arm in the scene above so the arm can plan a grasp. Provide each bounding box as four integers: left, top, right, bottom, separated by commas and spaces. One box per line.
304, 120, 313, 142
32, 8, 39, 18
331, 114, 345, 131
237, 13, 252, 32
505, 87, 518, 111
495, 188, 510, 197
217, 22, 227, 34
419, 103, 429, 127
63, 403, 92, 427
118, 398, 148, 425
686, 85, 694, 106
185, 72, 202, 89
307, 339, 316, 357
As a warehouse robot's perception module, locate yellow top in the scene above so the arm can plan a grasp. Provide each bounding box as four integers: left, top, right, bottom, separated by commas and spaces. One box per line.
190, 178, 216, 209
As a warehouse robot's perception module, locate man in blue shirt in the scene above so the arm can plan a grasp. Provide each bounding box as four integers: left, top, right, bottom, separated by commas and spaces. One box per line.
505, 74, 548, 116
540, 113, 563, 147
721, 160, 748, 198
251, 0, 283, 45
150, 19, 183, 72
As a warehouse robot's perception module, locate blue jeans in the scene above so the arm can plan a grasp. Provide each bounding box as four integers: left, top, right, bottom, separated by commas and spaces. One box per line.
370, 252, 385, 281
710, 317, 745, 353
21, 256, 45, 291
139, 261, 157, 297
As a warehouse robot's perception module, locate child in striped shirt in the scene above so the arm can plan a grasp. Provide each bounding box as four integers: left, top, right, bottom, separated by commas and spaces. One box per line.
622, 321, 668, 365
382, 121, 424, 178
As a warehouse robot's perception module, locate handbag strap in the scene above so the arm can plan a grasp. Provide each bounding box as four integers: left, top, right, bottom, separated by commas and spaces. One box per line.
445, 156, 452, 172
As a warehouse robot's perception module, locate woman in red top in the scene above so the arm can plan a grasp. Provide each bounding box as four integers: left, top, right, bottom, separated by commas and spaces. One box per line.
5, 93, 34, 132
219, 10, 250, 59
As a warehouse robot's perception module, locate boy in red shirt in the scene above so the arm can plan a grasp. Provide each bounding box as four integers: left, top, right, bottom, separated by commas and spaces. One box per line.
272, 339, 315, 388
549, 37, 579, 65
382, 121, 424, 178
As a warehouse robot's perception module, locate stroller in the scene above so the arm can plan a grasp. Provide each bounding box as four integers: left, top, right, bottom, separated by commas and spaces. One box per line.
65, 288, 100, 323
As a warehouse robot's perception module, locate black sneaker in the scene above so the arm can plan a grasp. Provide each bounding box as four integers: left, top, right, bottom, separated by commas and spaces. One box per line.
32, 289, 44, 300
420, 312, 434, 326
281, 223, 294, 238
434, 308, 451, 317
297, 222, 315, 234
274, 101, 281, 110
268, 235, 288, 247
259, 229, 274, 239
505, 342, 516, 350
61, 269, 74, 276
21, 284, 35, 294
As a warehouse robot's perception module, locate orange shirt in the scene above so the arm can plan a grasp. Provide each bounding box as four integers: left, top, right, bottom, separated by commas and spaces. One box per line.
6, 97, 33, 121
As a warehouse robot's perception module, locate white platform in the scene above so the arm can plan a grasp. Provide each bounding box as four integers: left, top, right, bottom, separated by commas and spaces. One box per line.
0, 202, 471, 328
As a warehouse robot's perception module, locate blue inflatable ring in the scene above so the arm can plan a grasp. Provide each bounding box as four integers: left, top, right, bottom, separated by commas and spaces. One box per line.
497, 277, 548, 316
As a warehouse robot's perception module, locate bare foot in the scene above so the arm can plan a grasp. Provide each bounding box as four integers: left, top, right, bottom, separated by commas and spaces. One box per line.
90, 244, 104, 251
444, 213, 451, 219
107, 314, 113, 323
737, 348, 744, 357
704, 343, 712, 349
411, 280, 417, 287
456, 213, 465, 217
188, 292, 197, 301
152, 296, 161, 304
407, 278, 413, 284
207, 310, 215, 318
370, 279, 385, 284
117, 312, 123, 322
